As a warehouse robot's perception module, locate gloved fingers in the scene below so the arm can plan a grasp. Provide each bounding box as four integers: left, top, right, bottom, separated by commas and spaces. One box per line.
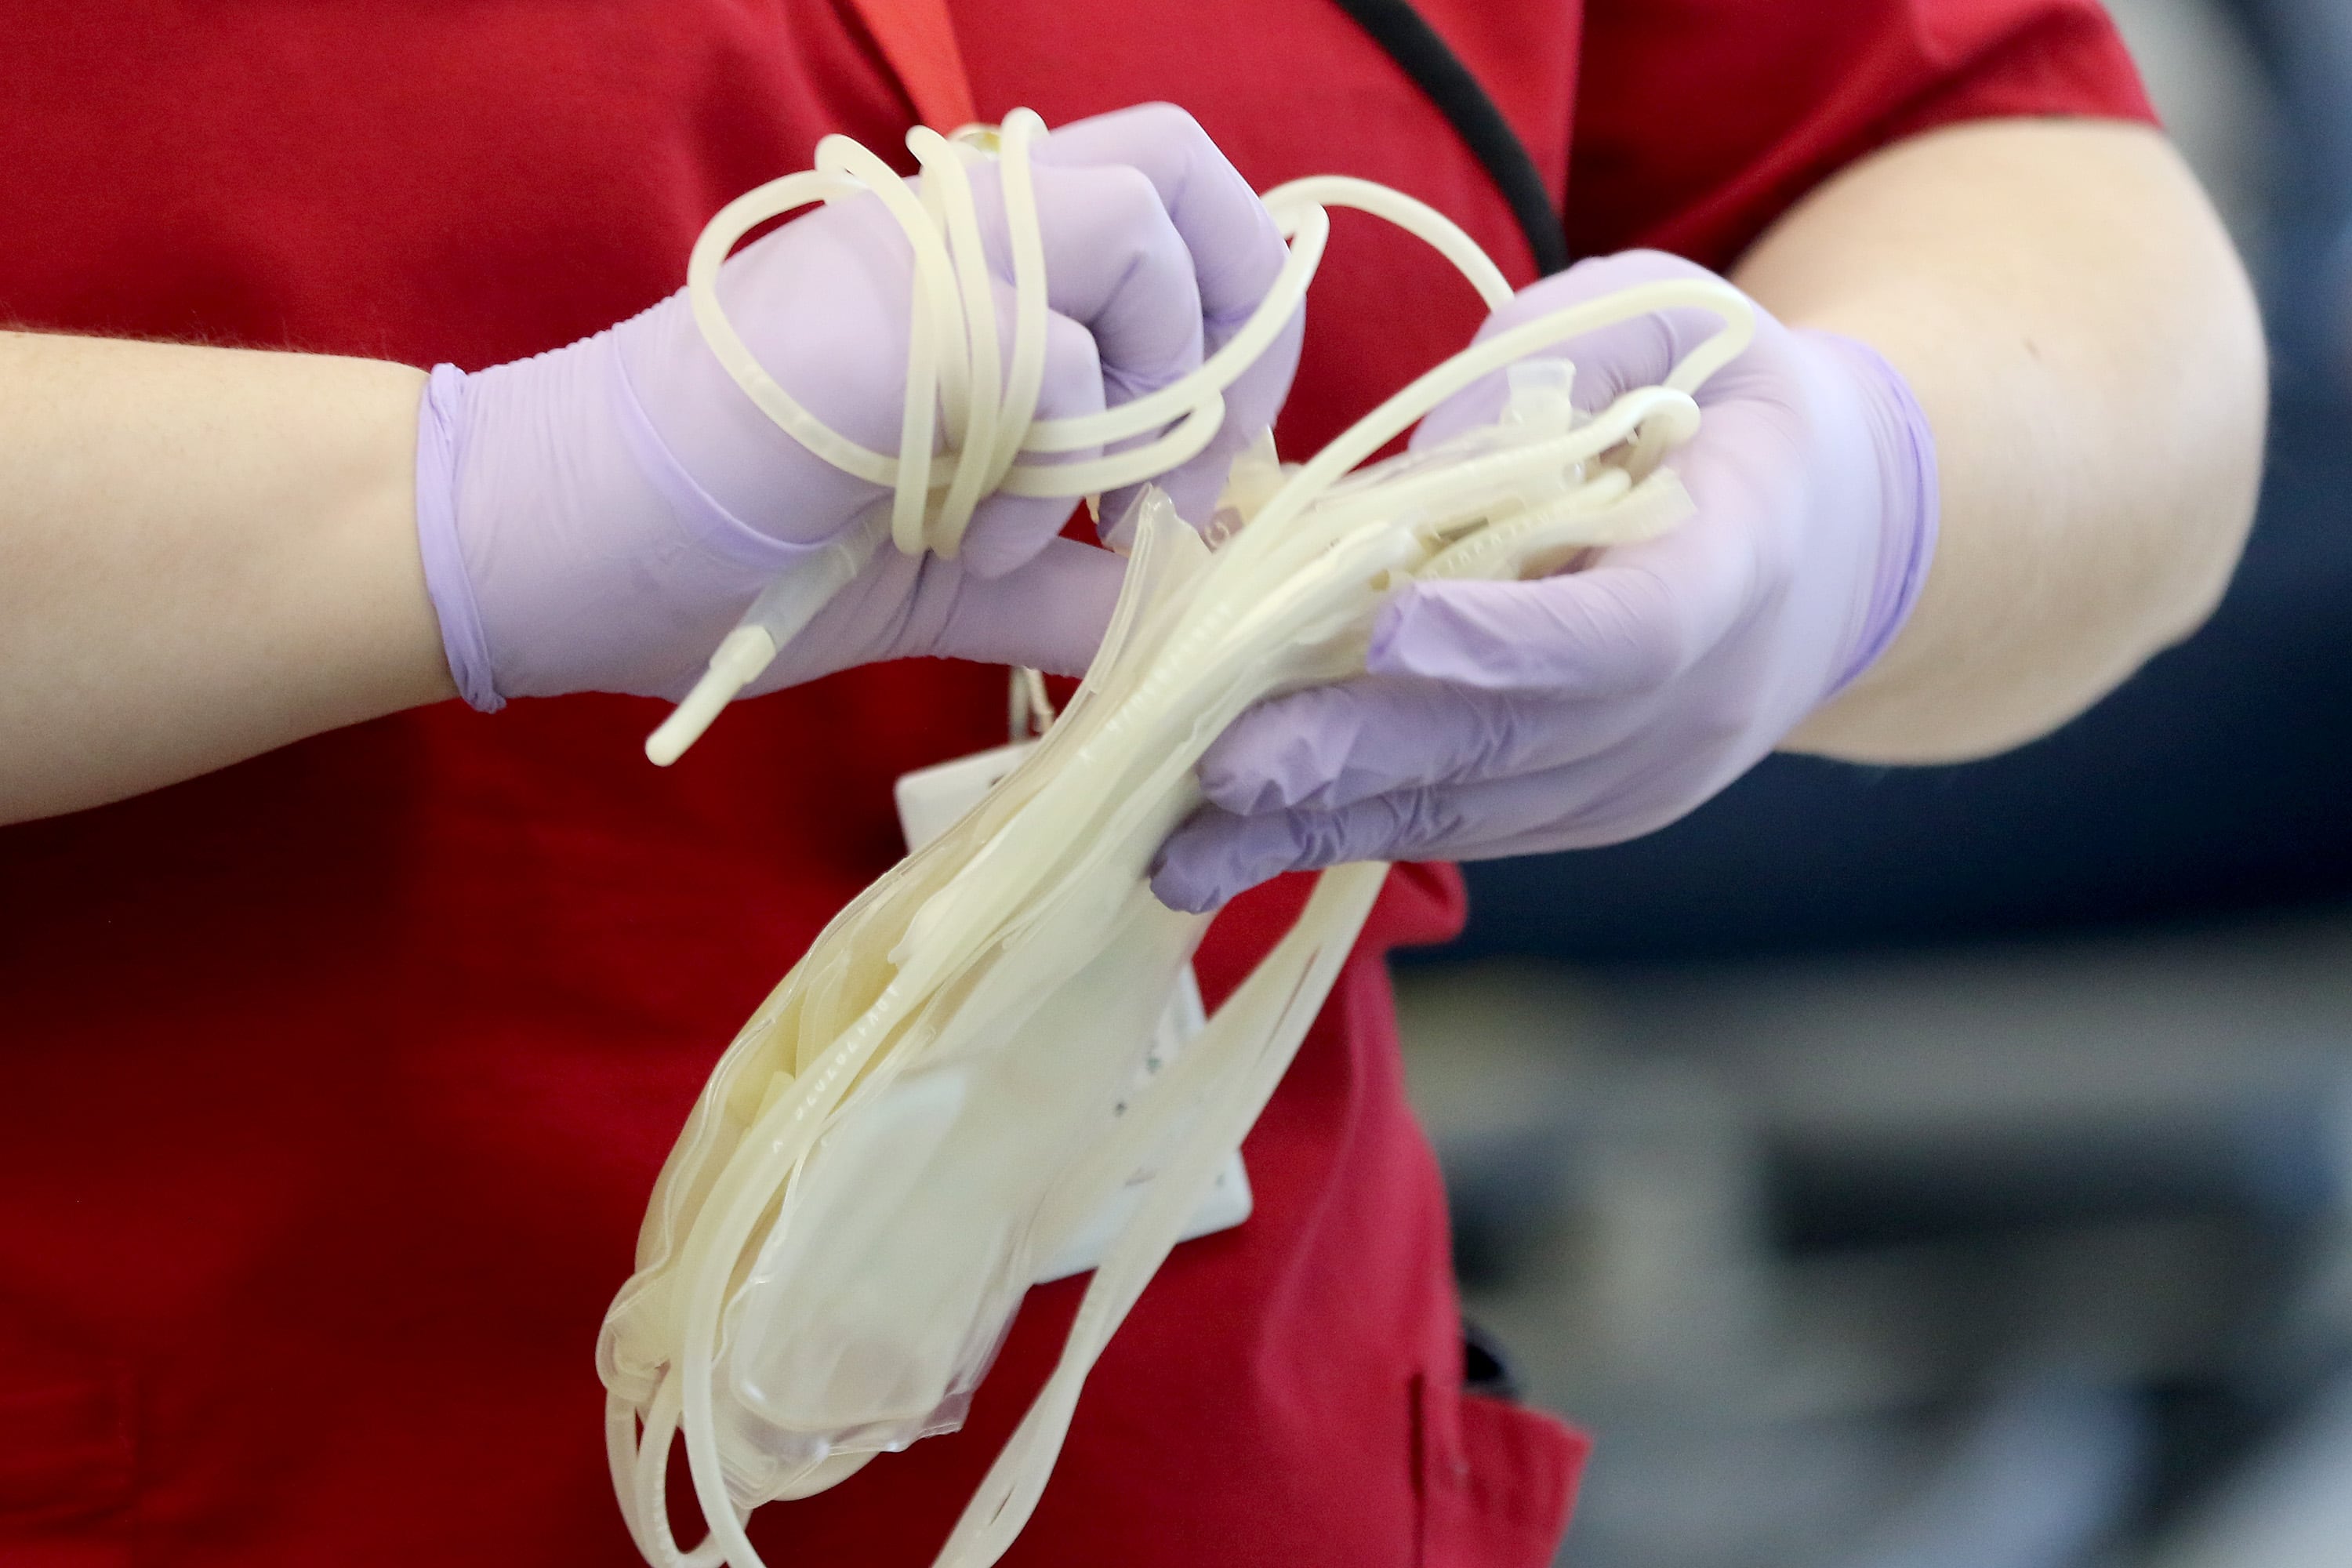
955, 308, 1105, 579
1153, 786, 1460, 913
1030, 104, 1300, 529
1031, 103, 1289, 338
1410, 251, 1755, 451
905, 535, 1126, 676
1153, 742, 1706, 913
1011, 161, 1225, 539
1001, 161, 1207, 405
750, 532, 1123, 691
1367, 499, 1755, 697
1114, 300, 1303, 525
1204, 298, 1305, 457
1193, 674, 1653, 814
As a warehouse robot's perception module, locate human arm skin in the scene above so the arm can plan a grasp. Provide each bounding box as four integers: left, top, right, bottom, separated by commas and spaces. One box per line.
0, 333, 450, 823
1758, 117, 2267, 762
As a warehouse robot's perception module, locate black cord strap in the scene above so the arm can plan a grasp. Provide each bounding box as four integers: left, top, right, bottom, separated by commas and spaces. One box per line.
1326, 0, 1570, 277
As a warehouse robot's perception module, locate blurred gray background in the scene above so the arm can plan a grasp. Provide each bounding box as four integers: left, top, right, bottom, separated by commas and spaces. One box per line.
1393, 3, 2352, 1563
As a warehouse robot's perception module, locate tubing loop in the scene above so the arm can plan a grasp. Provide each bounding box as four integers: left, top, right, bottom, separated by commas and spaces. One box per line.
652, 109, 1753, 770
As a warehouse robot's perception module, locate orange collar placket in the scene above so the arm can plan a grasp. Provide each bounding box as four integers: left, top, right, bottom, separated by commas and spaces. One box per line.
847, 0, 980, 129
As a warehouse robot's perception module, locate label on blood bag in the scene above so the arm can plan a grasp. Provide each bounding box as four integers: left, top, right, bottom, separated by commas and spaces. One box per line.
893, 740, 1253, 1283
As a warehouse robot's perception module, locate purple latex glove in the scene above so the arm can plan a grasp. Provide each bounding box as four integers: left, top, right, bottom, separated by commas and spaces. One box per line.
413, 103, 1302, 709
1152, 249, 1938, 913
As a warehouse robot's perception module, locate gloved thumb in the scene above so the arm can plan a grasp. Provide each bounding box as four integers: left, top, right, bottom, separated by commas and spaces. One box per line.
924, 535, 1127, 677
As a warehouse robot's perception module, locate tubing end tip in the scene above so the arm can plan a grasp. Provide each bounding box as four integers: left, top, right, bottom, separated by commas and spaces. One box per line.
644, 714, 705, 768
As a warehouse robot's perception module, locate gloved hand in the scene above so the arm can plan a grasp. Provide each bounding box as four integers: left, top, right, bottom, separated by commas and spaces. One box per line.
412, 103, 1301, 710
1152, 249, 1937, 913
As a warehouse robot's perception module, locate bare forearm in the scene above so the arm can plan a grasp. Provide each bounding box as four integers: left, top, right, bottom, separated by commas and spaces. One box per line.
0, 333, 449, 822
1744, 119, 2266, 762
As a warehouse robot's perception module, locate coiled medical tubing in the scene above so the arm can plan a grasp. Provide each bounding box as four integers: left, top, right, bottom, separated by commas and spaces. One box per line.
622, 106, 1754, 1568
642, 107, 1749, 764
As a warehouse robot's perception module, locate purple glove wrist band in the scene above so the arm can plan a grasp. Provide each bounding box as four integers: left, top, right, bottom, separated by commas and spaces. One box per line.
413, 365, 502, 713
1809, 331, 1940, 699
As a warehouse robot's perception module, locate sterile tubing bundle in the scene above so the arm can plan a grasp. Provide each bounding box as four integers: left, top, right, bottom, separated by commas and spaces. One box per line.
599, 109, 1753, 1568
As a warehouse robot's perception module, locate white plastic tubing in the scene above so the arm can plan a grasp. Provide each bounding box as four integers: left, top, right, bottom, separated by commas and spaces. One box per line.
612, 107, 1754, 1568
644, 106, 1740, 764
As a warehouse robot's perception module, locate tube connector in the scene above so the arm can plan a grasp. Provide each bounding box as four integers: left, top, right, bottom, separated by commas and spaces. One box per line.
647, 626, 781, 766
645, 515, 890, 766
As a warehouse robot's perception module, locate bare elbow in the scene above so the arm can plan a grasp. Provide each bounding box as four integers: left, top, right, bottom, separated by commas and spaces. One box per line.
1786, 122, 2270, 767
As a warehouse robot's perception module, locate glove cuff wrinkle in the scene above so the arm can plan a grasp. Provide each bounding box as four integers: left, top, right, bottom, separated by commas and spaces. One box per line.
414, 364, 504, 713
1812, 331, 1940, 700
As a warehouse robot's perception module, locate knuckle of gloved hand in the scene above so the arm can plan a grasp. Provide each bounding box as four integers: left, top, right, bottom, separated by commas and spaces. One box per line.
1058, 100, 1205, 158
1200, 712, 1310, 812
1128, 100, 1210, 147
1088, 193, 1207, 373
1084, 164, 1177, 253
1036, 102, 1192, 169
1116, 103, 1221, 190
1124, 227, 1204, 337
1079, 109, 1281, 314
1213, 190, 1290, 305
1036, 313, 1107, 423
1036, 166, 1176, 289
1151, 830, 1227, 912
1268, 715, 1354, 811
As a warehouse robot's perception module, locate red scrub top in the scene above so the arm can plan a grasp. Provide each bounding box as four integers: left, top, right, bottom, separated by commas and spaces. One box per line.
0, 4, 2149, 1566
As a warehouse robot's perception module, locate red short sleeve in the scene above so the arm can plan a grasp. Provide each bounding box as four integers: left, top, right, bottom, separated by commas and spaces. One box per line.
1566, 0, 2160, 269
